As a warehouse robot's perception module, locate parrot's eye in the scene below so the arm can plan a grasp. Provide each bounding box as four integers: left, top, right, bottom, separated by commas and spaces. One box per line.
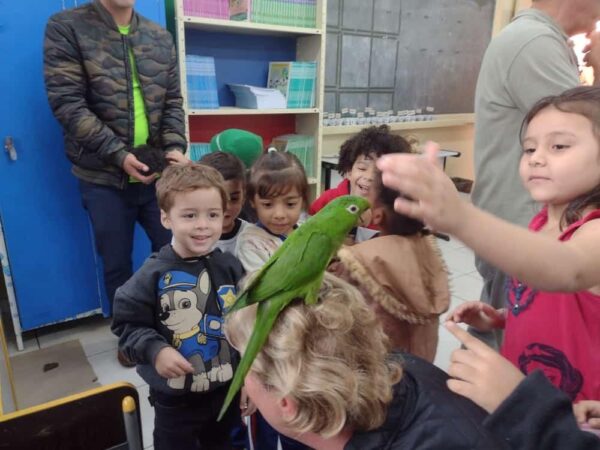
346, 204, 360, 214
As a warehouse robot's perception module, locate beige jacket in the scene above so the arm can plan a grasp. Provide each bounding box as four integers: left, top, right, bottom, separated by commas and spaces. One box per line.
329, 234, 450, 362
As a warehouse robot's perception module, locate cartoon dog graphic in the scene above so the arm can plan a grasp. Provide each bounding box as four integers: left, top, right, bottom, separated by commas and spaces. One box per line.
158, 270, 233, 392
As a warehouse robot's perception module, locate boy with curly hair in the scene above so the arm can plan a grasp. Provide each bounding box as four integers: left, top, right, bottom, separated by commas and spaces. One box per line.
309, 125, 411, 221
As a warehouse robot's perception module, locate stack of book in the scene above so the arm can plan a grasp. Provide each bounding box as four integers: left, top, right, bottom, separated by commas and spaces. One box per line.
271, 134, 315, 177
228, 84, 287, 109
186, 55, 219, 109
268, 61, 317, 108
183, 0, 230, 18
251, 0, 316, 27
189, 143, 212, 161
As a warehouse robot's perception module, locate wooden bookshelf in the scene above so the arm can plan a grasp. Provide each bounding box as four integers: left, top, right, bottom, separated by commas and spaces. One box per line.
171, 0, 326, 196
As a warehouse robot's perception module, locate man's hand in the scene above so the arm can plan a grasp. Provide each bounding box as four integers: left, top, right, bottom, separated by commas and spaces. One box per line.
166, 149, 189, 165
154, 347, 195, 379
122, 153, 157, 184
446, 301, 506, 332
445, 321, 524, 414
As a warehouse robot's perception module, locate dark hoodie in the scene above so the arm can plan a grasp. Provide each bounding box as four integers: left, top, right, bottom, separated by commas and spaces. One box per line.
112, 245, 243, 395
346, 354, 508, 450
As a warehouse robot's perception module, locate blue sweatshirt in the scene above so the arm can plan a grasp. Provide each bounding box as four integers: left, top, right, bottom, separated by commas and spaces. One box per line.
112, 245, 243, 395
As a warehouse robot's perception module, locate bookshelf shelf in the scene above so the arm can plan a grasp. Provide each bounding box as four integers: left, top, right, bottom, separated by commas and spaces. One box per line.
189, 107, 320, 116
182, 16, 322, 36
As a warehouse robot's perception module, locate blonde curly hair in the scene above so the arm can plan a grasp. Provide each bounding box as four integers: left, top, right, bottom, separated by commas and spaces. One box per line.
224, 272, 402, 438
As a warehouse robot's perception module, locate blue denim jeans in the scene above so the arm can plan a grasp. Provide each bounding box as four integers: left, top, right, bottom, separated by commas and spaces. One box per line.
78, 180, 171, 311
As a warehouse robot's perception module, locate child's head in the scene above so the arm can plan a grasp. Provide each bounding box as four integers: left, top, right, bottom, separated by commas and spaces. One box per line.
156, 163, 228, 258
200, 151, 246, 234
338, 125, 412, 204
371, 170, 426, 236
225, 272, 402, 438
520, 86, 600, 228
247, 150, 309, 236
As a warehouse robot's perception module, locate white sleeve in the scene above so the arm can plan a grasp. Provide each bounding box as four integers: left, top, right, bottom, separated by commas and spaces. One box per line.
235, 227, 276, 273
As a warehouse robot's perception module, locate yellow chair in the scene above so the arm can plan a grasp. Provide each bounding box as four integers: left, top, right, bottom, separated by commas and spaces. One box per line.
0, 381, 143, 450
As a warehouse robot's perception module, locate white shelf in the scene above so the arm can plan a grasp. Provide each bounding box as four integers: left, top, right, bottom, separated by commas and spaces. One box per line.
181, 16, 322, 36
322, 114, 475, 136
189, 107, 320, 116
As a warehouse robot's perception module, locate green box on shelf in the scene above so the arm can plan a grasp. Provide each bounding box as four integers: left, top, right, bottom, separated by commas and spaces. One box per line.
189, 143, 212, 161
271, 134, 315, 177
268, 61, 317, 108
251, 0, 316, 28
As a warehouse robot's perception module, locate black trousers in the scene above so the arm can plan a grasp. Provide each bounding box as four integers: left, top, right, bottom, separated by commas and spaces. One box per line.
150, 386, 239, 450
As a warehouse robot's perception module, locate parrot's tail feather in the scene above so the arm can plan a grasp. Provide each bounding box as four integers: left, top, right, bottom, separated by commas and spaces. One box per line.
217, 303, 280, 421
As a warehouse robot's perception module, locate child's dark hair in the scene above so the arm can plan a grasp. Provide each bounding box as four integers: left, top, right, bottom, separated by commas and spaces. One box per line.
375, 179, 425, 236
247, 151, 309, 205
371, 133, 424, 235
337, 125, 412, 176
199, 151, 246, 186
521, 86, 600, 229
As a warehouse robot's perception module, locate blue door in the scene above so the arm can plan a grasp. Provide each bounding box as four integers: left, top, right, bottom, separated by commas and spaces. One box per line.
0, 0, 165, 331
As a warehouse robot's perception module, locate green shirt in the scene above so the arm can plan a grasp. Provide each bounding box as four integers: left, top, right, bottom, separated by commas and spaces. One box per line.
118, 25, 149, 148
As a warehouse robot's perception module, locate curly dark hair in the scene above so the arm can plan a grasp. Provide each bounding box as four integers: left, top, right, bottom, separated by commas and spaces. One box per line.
521, 86, 600, 230
337, 125, 412, 176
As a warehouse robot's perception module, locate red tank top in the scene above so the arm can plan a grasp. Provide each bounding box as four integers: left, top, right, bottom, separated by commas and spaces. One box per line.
501, 208, 600, 401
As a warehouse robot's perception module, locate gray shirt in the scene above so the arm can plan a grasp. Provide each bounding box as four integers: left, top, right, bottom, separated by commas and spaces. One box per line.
471, 9, 579, 226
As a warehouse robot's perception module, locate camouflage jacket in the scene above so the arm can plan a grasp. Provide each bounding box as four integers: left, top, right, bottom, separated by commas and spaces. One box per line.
43, 0, 187, 189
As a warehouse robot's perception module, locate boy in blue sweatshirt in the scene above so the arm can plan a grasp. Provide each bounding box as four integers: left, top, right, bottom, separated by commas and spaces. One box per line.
112, 163, 244, 450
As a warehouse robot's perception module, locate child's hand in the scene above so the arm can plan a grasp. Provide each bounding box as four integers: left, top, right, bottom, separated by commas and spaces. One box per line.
240, 387, 257, 417
445, 321, 525, 414
574, 401, 600, 429
447, 301, 506, 332
376, 141, 465, 235
154, 347, 195, 379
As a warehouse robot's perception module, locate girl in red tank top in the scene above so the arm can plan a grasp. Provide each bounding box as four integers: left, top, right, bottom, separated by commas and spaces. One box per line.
376, 86, 600, 403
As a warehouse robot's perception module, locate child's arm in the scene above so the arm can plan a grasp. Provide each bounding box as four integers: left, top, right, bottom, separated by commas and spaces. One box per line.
111, 277, 171, 366
377, 143, 600, 292
447, 302, 506, 332
445, 323, 600, 450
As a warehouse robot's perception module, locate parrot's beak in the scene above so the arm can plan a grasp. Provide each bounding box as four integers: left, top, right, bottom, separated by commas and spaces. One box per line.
358, 208, 371, 227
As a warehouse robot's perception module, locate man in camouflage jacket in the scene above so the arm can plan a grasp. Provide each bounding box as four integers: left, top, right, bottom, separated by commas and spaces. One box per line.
43, 0, 187, 358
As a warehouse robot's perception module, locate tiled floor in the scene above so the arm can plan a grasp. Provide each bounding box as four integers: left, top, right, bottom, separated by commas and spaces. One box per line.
6, 235, 482, 450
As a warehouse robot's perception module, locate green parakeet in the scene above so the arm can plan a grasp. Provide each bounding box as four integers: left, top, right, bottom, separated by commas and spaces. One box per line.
217, 195, 370, 420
